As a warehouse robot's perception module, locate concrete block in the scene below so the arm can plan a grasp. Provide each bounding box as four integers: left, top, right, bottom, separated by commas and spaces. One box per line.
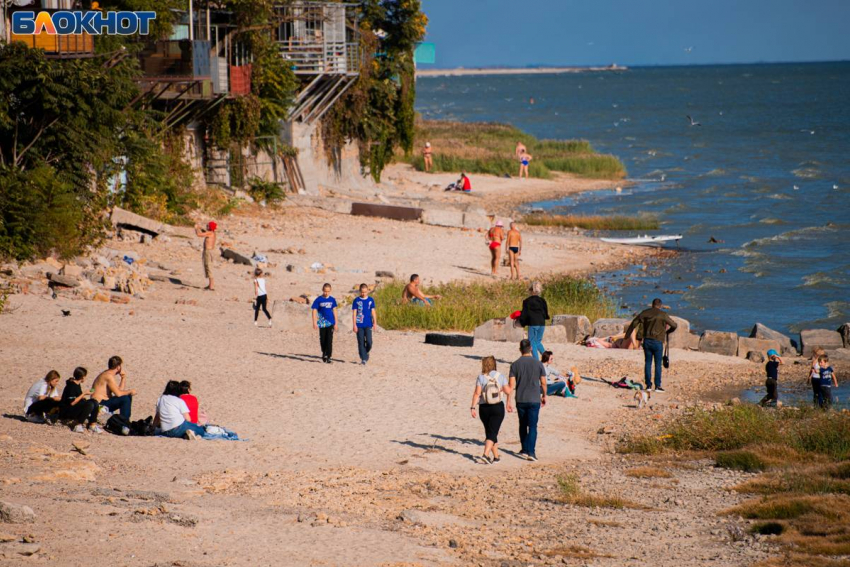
543, 324, 568, 343
473, 318, 525, 343
60, 264, 83, 278
699, 331, 739, 357
422, 208, 465, 228
463, 212, 491, 230
667, 316, 692, 349
110, 206, 163, 235
750, 323, 798, 356
800, 329, 844, 358
737, 337, 782, 359
682, 333, 701, 351
46, 272, 80, 288
551, 315, 592, 344
592, 318, 631, 338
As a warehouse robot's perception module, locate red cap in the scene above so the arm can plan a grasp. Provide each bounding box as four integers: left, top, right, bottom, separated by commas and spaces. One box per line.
207, 221, 217, 231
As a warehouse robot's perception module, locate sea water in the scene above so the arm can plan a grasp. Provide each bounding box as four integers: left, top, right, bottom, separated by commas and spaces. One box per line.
415, 63, 850, 338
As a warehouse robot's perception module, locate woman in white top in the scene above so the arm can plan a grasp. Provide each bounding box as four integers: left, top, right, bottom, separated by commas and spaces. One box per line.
253, 268, 272, 327
24, 370, 62, 422
810, 346, 825, 405
155, 381, 205, 440
470, 356, 512, 464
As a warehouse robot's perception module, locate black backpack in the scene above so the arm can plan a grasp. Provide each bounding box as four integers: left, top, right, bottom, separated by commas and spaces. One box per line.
105, 413, 131, 435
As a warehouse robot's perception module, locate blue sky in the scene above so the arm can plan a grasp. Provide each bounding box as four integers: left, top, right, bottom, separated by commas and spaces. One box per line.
420, 0, 850, 68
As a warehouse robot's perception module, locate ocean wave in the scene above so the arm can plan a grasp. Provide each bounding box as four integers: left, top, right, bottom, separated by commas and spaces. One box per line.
759, 218, 787, 225
827, 301, 850, 320
792, 167, 821, 179
701, 168, 727, 177
802, 272, 846, 289
742, 225, 836, 248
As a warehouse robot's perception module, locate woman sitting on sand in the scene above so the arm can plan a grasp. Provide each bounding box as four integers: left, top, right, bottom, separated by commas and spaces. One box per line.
155, 381, 206, 440
582, 328, 641, 350
24, 370, 62, 422
179, 380, 207, 425
470, 356, 512, 465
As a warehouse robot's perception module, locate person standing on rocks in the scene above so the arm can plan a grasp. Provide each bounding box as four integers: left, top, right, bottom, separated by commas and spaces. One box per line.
351, 283, 377, 365
509, 339, 547, 461
625, 299, 678, 393
91, 356, 136, 419
195, 221, 217, 291
519, 281, 549, 360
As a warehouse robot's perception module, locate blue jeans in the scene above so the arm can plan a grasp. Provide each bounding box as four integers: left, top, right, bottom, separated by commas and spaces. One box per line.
528, 326, 546, 361
546, 382, 566, 396
100, 395, 132, 419
516, 402, 541, 456
161, 420, 205, 439
643, 338, 664, 389
356, 327, 373, 362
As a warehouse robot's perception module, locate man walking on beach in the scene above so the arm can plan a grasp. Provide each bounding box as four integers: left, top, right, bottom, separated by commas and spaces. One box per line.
625, 299, 678, 392
506, 222, 522, 280
91, 356, 136, 420
509, 339, 547, 461
195, 221, 217, 291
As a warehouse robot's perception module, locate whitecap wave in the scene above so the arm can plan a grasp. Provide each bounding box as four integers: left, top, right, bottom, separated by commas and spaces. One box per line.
792, 167, 821, 179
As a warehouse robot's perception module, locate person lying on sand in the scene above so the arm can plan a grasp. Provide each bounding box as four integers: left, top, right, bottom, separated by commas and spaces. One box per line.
582, 328, 640, 350
91, 356, 136, 420
401, 274, 441, 307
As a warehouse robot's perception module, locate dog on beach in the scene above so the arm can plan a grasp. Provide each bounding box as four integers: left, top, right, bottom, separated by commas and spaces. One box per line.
635, 389, 651, 409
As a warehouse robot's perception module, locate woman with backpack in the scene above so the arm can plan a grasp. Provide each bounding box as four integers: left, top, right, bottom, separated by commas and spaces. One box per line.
470, 356, 513, 464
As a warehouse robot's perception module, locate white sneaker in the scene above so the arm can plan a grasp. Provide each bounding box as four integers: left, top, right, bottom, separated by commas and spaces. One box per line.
254, 321, 258, 326
89, 424, 104, 434
268, 320, 272, 328
73, 424, 86, 433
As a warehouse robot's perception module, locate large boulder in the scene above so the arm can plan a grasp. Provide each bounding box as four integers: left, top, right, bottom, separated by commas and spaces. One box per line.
682, 333, 701, 351
839, 323, 850, 349
46, 272, 80, 288
592, 318, 631, 338
0, 501, 36, 524
272, 301, 313, 333
667, 316, 692, 349
421, 208, 465, 228
699, 331, 739, 357
737, 337, 782, 359
551, 315, 592, 344
800, 329, 844, 358
750, 323, 798, 356
110, 206, 164, 236
542, 324, 568, 344
220, 248, 253, 266
473, 318, 525, 343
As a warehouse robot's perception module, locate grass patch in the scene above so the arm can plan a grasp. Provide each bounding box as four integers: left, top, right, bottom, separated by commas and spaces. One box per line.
403, 120, 626, 179
523, 213, 660, 231
622, 405, 850, 564
556, 474, 643, 510
716, 450, 769, 473
625, 466, 673, 479
373, 275, 614, 332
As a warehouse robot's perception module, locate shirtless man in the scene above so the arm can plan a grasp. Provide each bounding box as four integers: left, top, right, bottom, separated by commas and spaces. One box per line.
486, 220, 505, 276
506, 222, 523, 280
195, 221, 217, 290
401, 274, 441, 307
91, 356, 136, 419
422, 142, 433, 173
518, 149, 532, 179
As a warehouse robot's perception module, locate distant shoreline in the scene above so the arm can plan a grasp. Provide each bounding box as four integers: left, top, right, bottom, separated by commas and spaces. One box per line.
415, 65, 627, 78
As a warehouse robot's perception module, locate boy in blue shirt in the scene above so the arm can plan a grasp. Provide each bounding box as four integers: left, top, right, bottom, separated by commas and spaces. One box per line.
311, 283, 338, 364
817, 354, 839, 409
351, 283, 377, 365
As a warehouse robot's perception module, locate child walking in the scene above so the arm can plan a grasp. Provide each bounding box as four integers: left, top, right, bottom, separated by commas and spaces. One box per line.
351, 283, 377, 365
311, 283, 338, 364
253, 268, 272, 327
809, 347, 825, 406
817, 354, 839, 409
760, 349, 783, 407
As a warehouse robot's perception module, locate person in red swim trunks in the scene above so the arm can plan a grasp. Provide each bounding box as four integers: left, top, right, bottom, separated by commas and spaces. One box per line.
486, 220, 505, 276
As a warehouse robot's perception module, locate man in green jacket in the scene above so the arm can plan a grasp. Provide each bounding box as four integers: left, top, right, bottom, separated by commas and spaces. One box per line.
625, 299, 678, 392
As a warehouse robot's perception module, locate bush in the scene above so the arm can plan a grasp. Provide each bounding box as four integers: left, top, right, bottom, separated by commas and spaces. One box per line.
247, 178, 286, 205
372, 275, 615, 332
523, 214, 660, 231
716, 450, 768, 472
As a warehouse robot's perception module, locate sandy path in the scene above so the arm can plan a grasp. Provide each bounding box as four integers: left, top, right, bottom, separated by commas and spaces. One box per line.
0, 201, 764, 566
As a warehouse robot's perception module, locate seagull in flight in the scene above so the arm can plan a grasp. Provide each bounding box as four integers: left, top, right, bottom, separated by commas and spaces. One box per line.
687, 115, 701, 127
684, 46, 694, 53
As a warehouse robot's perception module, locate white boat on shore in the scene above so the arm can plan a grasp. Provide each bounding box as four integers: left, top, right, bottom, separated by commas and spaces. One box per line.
600, 234, 683, 247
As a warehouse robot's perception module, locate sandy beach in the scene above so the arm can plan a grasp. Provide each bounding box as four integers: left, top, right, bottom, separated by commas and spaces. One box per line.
0, 170, 810, 566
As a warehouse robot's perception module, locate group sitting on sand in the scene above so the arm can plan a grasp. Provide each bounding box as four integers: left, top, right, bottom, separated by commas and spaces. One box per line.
23, 356, 236, 441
